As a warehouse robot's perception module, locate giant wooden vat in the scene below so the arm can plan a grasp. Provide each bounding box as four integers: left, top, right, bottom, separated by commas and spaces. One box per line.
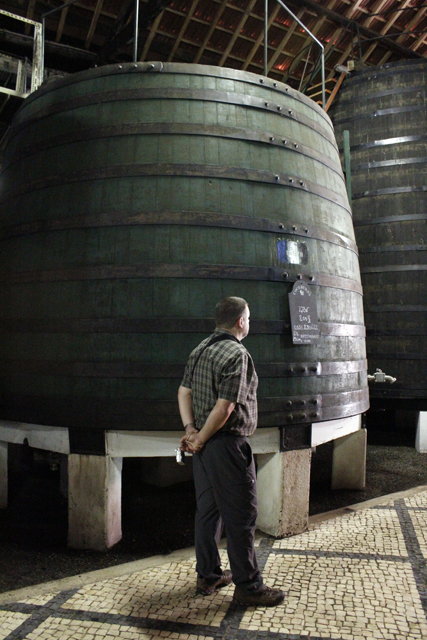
0, 63, 368, 448
331, 60, 427, 410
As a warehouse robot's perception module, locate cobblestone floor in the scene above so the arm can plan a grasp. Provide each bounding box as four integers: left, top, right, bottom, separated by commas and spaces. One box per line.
2, 489, 427, 640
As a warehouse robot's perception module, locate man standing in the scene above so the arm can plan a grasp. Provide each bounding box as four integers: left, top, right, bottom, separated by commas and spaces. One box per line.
178, 296, 285, 607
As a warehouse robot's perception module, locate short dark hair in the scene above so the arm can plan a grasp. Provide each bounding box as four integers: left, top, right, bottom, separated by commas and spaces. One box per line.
215, 297, 248, 329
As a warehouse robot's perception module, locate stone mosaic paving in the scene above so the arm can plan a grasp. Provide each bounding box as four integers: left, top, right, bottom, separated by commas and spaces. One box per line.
2, 492, 427, 639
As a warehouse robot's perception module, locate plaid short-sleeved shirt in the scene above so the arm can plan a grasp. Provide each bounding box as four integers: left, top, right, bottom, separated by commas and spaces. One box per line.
181, 328, 258, 436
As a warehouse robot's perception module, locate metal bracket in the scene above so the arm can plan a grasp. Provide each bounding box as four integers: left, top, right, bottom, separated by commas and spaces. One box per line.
367, 368, 397, 383
280, 425, 312, 451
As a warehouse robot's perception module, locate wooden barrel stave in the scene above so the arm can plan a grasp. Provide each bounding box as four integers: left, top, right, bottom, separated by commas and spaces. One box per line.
0, 63, 368, 432
331, 60, 427, 406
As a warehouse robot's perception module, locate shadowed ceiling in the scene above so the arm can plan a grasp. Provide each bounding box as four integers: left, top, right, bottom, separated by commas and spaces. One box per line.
0, 0, 426, 139
1, 0, 426, 84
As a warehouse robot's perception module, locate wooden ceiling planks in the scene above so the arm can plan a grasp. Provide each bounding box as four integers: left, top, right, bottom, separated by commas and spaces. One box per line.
85, 0, 105, 48
1, 0, 426, 91
166, 0, 199, 61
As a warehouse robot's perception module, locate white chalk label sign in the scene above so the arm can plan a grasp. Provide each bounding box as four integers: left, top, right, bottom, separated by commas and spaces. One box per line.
288, 281, 320, 344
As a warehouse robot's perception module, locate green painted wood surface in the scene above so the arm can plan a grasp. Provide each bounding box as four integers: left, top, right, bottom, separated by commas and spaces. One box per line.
331, 60, 427, 406
0, 63, 368, 430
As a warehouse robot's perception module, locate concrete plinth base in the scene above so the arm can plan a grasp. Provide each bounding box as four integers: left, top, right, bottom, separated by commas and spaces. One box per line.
0, 441, 7, 509
332, 429, 367, 490
416, 412, 427, 453
68, 454, 123, 550
256, 448, 311, 538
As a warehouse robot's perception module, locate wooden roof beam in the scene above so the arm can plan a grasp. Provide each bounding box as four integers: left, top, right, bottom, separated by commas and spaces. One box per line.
363, 0, 399, 29
139, 10, 164, 61
377, 50, 392, 65
293, 0, 422, 58
150, 26, 299, 69
95, 0, 173, 64
167, 0, 199, 62
193, 0, 230, 64
322, 0, 371, 77
271, 0, 365, 87
410, 8, 427, 51
324, 0, 422, 70
362, 0, 413, 62
75, 2, 116, 20
413, 33, 427, 52
95, 0, 135, 63
55, 6, 69, 43
85, 0, 104, 49
265, 9, 303, 76
218, 0, 258, 67
25, 0, 36, 34
403, 5, 427, 40
166, 5, 293, 35
324, 0, 369, 70
321, 0, 384, 82
285, 0, 341, 87
295, 0, 359, 84
242, 3, 281, 71
0, 26, 96, 62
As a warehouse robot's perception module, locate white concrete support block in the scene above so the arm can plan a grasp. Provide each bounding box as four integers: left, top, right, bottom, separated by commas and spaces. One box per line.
332, 428, 367, 490
256, 448, 311, 538
106, 431, 181, 457
0, 441, 7, 509
0, 421, 69, 453
416, 412, 427, 453
311, 415, 361, 447
68, 454, 123, 550
106, 428, 280, 457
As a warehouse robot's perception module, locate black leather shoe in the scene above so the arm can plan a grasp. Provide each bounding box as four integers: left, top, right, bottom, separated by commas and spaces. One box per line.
233, 584, 285, 607
196, 570, 233, 596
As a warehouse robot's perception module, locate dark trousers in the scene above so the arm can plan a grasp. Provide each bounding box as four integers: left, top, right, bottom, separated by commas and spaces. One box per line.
193, 433, 262, 587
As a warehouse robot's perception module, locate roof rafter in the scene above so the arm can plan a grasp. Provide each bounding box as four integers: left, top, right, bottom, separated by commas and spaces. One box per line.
140, 10, 164, 61
414, 32, 427, 51
403, 4, 427, 41
193, 0, 228, 64
242, 2, 281, 71
75, 1, 116, 20
218, 0, 258, 66
267, 10, 304, 76
85, 0, 104, 49
285, 0, 339, 87
411, 6, 427, 50
55, 6, 69, 43
1, 0, 427, 104
363, 0, 395, 29
25, 0, 36, 34
95, 0, 135, 64
167, 0, 199, 62
294, 0, 422, 58
362, 0, 414, 62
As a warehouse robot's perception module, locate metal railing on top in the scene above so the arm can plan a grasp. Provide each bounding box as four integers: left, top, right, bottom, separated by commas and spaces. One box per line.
264, 0, 325, 110
0, 9, 43, 96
